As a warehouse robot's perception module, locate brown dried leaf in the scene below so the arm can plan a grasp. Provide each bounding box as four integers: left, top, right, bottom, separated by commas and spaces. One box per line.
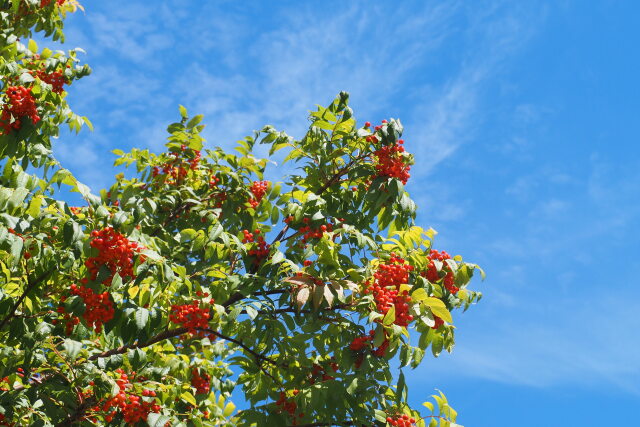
324, 285, 335, 307
342, 280, 359, 292
295, 287, 310, 310
329, 281, 344, 300
312, 285, 324, 310
283, 275, 314, 287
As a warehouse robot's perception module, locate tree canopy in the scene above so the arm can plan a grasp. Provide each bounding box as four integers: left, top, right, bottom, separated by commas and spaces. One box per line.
0, 2, 483, 426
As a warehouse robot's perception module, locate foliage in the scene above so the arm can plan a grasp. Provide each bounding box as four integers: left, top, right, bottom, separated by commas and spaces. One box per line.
0, 2, 484, 426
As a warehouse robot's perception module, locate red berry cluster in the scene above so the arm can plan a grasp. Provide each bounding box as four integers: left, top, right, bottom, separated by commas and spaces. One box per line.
152, 146, 201, 185
169, 300, 211, 334
1, 86, 40, 135
350, 330, 390, 361
242, 229, 271, 265
56, 304, 80, 335
213, 190, 227, 209
284, 216, 336, 245
209, 175, 220, 188
0, 376, 9, 392
191, 368, 211, 395
308, 361, 338, 385
0, 413, 11, 427
432, 315, 445, 330
386, 414, 416, 426
61, 284, 114, 333
423, 249, 458, 294
41, 0, 65, 6
86, 227, 143, 285
364, 254, 415, 327
275, 390, 303, 424
35, 69, 66, 94
372, 139, 411, 184
350, 330, 374, 351
248, 180, 270, 208
300, 221, 333, 244
96, 370, 160, 425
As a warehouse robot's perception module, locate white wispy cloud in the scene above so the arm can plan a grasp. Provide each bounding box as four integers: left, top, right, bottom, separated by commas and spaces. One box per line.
59, 0, 539, 191
422, 295, 640, 393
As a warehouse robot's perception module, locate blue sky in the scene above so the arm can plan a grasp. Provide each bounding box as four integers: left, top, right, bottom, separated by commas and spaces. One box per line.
53, 1, 640, 425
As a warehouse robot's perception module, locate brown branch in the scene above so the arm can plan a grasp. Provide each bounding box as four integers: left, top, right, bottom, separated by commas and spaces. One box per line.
87, 327, 284, 368
314, 152, 367, 196
204, 329, 287, 368
0, 267, 54, 331
88, 327, 188, 361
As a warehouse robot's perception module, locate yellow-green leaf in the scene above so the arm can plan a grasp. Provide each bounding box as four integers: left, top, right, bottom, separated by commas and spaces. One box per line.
423, 297, 453, 323
411, 287, 428, 302
127, 285, 139, 299
383, 304, 396, 326
181, 391, 197, 407
27, 195, 43, 218
28, 39, 38, 53
223, 401, 236, 417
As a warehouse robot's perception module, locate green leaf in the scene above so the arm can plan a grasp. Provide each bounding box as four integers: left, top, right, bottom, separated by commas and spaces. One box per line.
411, 287, 428, 302
63, 339, 82, 361
181, 391, 197, 407
83, 116, 94, 131
7, 188, 28, 212
63, 220, 83, 245
128, 348, 147, 368
179, 105, 188, 118
26, 194, 43, 217
208, 222, 224, 241
147, 413, 172, 427
383, 304, 396, 326
64, 295, 85, 316
10, 235, 23, 263
134, 308, 149, 330
374, 409, 387, 423
28, 39, 38, 53
270, 250, 284, 265
245, 306, 258, 320
347, 377, 358, 394
187, 114, 204, 129
223, 401, 236, 417
422, 297, 453, 323
19, 72, 35, 84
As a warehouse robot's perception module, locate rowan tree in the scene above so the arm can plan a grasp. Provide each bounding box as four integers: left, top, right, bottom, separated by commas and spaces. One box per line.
0, 2, 484, 426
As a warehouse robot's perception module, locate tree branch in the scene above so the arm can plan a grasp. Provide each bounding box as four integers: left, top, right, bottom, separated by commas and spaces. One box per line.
204, 329, 287, 368
88, 327, 187, 361
87, 327, 285, 368
313, 152, 367, 196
